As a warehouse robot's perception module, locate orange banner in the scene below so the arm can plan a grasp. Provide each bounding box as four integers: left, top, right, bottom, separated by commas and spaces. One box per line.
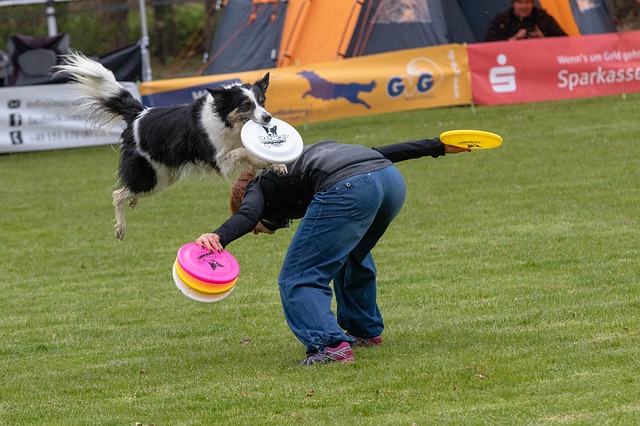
140, 44, 471, 125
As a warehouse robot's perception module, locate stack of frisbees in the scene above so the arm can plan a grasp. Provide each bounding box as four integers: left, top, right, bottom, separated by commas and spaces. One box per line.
172, 243, 240, 302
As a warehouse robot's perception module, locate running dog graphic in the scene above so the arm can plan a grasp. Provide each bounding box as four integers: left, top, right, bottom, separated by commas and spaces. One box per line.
298, 70, 376, 109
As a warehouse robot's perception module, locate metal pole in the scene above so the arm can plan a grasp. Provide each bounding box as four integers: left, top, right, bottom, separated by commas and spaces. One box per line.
139, 0, 152, 82
46, 0, 57, 35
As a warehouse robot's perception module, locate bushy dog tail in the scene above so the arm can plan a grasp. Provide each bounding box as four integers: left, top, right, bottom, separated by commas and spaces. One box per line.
55, 51, 145, 132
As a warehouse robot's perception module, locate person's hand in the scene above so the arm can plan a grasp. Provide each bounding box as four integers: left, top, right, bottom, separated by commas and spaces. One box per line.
510, 29, 528, 40
444, 145, 471, 154
196, 232, 223, 252
528, 26, 544, 39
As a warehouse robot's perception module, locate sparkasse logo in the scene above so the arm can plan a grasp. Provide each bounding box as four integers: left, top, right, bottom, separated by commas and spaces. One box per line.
489, 54, 517, 93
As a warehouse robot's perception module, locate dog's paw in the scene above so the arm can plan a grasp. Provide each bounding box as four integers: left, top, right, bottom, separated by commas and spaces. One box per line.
272, 164, 288, 175
115, 224, 125, 240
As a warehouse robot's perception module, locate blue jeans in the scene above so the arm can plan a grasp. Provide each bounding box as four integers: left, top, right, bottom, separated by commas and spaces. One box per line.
278, 165, 406, 354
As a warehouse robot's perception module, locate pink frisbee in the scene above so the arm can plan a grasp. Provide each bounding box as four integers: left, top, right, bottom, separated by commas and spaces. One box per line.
176, 243, 240, 284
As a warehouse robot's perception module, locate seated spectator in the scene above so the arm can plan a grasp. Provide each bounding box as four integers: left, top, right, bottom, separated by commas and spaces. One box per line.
485, 0, 567, 42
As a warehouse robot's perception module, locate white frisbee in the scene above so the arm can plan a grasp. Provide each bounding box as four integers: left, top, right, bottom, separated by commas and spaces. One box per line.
241, 117, 303, 163
172, 262, 234, 303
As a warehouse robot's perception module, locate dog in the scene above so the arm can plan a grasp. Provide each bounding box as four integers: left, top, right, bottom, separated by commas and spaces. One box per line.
55, 52, 285, 240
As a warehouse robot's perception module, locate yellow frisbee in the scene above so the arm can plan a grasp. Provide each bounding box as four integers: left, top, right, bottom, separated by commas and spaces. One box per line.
172, 263, 235, 303
440, 129, 503, 150
174, 260, 237, 295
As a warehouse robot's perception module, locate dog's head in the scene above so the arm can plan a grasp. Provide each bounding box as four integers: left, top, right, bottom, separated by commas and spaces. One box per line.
207, 73, 271, 129
261, 125, 277, 136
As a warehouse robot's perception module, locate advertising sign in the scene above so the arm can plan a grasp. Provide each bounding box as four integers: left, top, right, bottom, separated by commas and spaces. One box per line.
468, 31, 640, 105
0, 82, 139, 153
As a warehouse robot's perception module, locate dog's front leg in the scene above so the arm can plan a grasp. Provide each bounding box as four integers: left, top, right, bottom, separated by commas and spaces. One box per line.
217, 147, 287, 179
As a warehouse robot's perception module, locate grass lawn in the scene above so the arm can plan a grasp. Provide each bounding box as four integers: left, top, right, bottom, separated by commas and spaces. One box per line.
1, 94, 639, 425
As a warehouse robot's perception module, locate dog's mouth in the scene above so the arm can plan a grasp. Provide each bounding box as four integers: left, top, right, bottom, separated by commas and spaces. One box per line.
244, 116, 272, 126
234, 107, 272, 126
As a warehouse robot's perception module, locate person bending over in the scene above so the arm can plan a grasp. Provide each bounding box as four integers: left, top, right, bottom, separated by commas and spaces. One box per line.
196, 137, 468, 366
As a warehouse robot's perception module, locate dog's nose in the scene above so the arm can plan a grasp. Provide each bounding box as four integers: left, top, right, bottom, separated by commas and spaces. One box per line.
262, 113, 272, 123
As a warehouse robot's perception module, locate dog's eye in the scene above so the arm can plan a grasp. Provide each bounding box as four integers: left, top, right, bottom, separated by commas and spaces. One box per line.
238, 102, 252, 112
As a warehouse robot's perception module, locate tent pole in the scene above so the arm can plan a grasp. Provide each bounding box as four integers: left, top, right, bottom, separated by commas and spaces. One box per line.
139, 0, 153, 81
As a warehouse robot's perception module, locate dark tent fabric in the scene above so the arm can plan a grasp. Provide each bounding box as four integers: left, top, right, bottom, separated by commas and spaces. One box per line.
568, 0, 616, 34
6, 33, 70, 86
205, 0, 288, 75
96, 41, 143, 82
453, 0, 509, 42
345, 0, 475, 58
441, 1, 478, 44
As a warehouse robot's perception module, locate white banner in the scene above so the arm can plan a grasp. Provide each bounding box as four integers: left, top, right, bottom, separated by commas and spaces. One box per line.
0, 82, 139, 153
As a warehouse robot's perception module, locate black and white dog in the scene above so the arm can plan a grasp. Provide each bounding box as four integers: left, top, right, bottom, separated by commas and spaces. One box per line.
56, 52, 284, 240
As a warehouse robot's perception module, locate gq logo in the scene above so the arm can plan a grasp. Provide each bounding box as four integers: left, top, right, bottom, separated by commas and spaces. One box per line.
387, 57, 444, 98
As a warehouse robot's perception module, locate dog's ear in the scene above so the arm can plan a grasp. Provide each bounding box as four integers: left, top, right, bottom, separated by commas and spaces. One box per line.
206, 86, 223, 97
206, 86, 231, 104
255, 72, 270, 93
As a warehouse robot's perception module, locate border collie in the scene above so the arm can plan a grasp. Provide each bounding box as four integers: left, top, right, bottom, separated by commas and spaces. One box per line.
56, 52, 284, 240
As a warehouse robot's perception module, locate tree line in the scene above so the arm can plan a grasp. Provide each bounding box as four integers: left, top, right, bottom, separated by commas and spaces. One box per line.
1, 0, 219, 70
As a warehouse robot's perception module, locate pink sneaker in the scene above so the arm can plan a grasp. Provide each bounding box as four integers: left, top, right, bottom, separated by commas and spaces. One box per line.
324, 341, 354, 363
298, 341, 354, 366
351, 335, 382, 348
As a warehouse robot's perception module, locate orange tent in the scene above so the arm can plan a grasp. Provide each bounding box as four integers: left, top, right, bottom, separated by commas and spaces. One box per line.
278, 0, 363, 67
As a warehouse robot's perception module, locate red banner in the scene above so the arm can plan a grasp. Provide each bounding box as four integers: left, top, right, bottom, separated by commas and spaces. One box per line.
468, 31, 640, 105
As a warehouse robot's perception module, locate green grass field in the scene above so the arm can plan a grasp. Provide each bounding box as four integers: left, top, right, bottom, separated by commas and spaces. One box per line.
1, 94, 639, 425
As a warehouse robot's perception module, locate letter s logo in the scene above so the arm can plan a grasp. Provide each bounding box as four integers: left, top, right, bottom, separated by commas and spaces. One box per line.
489, 54, 517, 94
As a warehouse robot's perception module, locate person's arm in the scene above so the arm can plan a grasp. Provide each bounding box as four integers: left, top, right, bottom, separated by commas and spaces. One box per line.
196, 183, 264, 251
372, 138, 445, 162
